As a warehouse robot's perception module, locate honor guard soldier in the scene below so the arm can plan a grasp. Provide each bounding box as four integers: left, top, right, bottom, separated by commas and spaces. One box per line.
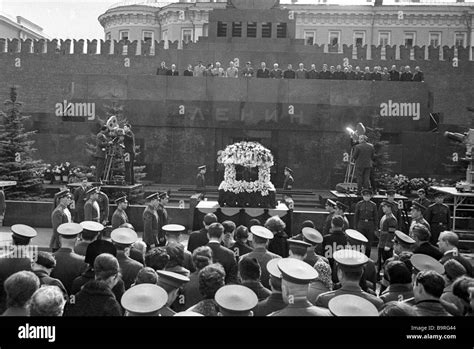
269, 258, 331, 316
156, 270, 190, 316
283, 167, 294, 191
157, 191, 170, 246
91, 182, 110, 226
240, 225, 281, 289
215, 285, 258, 317
409, 201, 430, 236
254, 259, 286, 316
315, 249, 383, 310
414, 189, 431, 217
378, 189, 402, 230
50, 189, 73, 251
354, 188, 378, 258
328, 294, 378, 317
322, 199, 337, 236
84, 187, 101, 223
51, 223, 87, 294
0, 225, 37, 288
334, 201, 350, 231
73, 178, 89, 222
377, 200, 398, 273
143, 193, 161, 249
111, 195, 129, 229
121, 284, 168, 316
426, 192, 450, 245
74, 221, 104, 256
196, 165, 206, 193
111, 227, 143, 290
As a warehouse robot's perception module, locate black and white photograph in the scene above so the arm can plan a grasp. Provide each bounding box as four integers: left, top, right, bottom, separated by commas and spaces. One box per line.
0, 0, 473, 346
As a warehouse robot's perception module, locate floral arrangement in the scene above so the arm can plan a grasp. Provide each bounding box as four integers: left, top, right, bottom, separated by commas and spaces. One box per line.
218, 142, 275, 196
377, 173, 410, 193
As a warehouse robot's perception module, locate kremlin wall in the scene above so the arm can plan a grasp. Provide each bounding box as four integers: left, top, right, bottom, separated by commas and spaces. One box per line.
0, 37, 472, 188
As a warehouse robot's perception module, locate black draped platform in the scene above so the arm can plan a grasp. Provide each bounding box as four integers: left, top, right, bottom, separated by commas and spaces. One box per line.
218, 189, 277, 208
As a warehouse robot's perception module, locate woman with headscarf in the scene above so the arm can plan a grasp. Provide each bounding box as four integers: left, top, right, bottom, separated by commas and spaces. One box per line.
308, 259, 333, 305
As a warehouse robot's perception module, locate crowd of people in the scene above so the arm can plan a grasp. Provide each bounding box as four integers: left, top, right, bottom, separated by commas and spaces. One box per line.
0, 184, 472, 317
156, 60, 425, 82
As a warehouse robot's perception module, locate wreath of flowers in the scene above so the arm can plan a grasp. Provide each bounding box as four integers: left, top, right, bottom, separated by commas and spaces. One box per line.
218, 142, 275, 196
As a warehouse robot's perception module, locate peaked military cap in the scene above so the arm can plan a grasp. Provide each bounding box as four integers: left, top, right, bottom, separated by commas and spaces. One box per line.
156, 270, 190, 292
162, 224, 185, 234
394, 230, 415, 245
86, 187, 99, 195
56, 189, 71, 199
328, 295, 379, 317
121, 284, 168, 315
333, 249, 369, 268
145, 192, 159, 201
277, 258, 319, 284
57, 223, 82, 237
110, 227, 138, 246
266, 258, 282, 279
410, 254, 444, 275
302, 227, 323, 245
80, 221, 104, 232
214, 285, 258, 313
284, 167, 293, 174
11, 224, 37, 238
411, 201, 426, 211
345, 229, 368, 244
114, 195, 127, 205
250, 225, 273, 240
361, 188, 373, 195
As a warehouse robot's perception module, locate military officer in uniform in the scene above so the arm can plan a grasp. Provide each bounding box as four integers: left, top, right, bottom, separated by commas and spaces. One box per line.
143, 193, 160, 249
315, 249, 384, 310
163, 224, 194, 273
73, 178, 89, 222
425, 192, 450, 245
269, 258, 331, 316
322, 199, 337, 236
334, 201, 350, 231
111, 227, 143, 290
409, 201, 430, 237
377, 200, 398, 273
111, 195, 129, 229
196, 165, 206, 193
296, 227, 326, 267
378, 189, 402, 230
215, 284, 258, 316
254, 259, 286, 316
328, 294, 379, 316
414, 189, 431, 218
0, 225, 37, 291
50, 189, 73, 251
354, 188, 378, 258
91, 183, 110, 226
344, 229, 377, 291
282, 167, 294, 191
84, 187, 101, 223
156, 270, 190, 316
239, 225, 281, 289
157, 191, 170, 246
74, 221, 104, 256
51, 223, 87, 294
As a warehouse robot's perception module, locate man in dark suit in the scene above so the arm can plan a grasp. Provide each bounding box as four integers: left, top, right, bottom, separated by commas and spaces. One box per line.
73, 178, 88, 222
167, 64, 179, 76
184, 64, 194, 77
142, 193, 160, 249
307, 64, 318, 79
318, 64, 331, 79
353, 135, 375, 194
389, 65, 400, 81
31, 251, 68, 297
51, 223, 87, 294
111, 227, 143, 289
50, 189, 73, 251
187, 213, 217, 253
282, 166, 294, 191
156, 61, 169, 75
412, 224, 443, 260
400, 65, 413, 81
111, 195, 129, 229
412, 66, 424, 82
94, 126, 109, 181
206, 223, 238, 284
283, 64, 296, 79
123, 123, 136, 185
295, 63, 308, 79
437, 231, 473, 276
0, 225, 37, 297
426, 192, 451, 245
256, 62, 270, 78
270, 63, 283, 79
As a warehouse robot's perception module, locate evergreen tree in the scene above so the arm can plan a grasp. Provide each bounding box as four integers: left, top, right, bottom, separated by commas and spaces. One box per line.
0, 87, 46, 198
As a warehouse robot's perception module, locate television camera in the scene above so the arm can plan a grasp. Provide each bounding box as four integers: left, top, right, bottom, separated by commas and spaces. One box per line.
445, 129, 474, 192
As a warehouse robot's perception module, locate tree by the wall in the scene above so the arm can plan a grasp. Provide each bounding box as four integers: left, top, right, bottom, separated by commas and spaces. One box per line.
0, 87, 46, 198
